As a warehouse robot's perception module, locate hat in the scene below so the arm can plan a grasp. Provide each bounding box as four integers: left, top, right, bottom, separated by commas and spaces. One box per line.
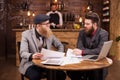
33, 14, 50, 24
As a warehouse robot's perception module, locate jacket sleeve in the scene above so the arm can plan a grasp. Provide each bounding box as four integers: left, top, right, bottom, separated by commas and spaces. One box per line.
51, 35, 64, 52
20, 31, 33, 61
77, 31, 86, 50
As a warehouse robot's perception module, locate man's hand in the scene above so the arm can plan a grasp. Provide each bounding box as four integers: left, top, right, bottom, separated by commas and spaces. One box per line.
50, 23, 56, 28
56, 24, 62, 28
73, 48, 82, 56
32, 52, 43, 59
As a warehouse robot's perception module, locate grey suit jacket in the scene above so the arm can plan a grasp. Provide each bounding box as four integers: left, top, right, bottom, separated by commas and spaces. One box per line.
77, 28, 109, 55
19, 28, 64, 75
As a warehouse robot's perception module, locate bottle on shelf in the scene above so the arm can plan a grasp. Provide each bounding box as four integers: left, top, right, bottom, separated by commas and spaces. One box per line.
102, 0, 110, 23
103, 6, 109, 11
103, 0, 109, 5
102, 19, 110, 22
103, 11, 109, 16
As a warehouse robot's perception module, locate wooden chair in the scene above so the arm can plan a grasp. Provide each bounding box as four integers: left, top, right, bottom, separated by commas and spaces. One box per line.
17, 42, 26, 80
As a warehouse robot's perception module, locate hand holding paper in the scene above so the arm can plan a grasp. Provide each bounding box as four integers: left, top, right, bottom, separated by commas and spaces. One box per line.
41, 48, 65, 60
66, 48, 82, 57
32, 52, 43, 59
73, 48, 83, 56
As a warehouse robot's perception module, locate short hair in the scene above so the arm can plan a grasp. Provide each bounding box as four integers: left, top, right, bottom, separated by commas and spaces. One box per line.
85, 12, 100, 27
50, 3, 57, 7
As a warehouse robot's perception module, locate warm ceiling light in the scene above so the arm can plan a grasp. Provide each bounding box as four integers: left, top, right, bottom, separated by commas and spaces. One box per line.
27, 11, 31, 16
54, 0, 57, 3
87, 6, 90, 10
79, 17, 82, 22
32, 12, 35, 16
87, 1, 93, 11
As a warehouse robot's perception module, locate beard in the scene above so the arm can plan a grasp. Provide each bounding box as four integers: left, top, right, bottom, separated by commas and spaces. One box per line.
85, 26, 94, 36
40, 27, 53, 38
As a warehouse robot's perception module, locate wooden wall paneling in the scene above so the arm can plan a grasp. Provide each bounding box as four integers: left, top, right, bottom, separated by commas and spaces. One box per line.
109, 0, 120, 60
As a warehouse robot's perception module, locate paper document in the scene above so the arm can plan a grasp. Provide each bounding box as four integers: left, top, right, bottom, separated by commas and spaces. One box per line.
66, 48, 82, 58
40, 48, 83, 66
41, 57, 81, 66
41, 58, 63, 66
41, 48, 65, 60
61, 57, 81, 66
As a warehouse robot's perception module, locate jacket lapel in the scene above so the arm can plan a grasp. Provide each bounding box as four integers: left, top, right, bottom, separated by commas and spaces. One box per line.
31, 28, 39, 51
91, 28, 101, 42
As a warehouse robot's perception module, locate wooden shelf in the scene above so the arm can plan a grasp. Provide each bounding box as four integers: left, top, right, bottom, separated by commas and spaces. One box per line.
102, 0, 110, 31
102, 0, 110, 22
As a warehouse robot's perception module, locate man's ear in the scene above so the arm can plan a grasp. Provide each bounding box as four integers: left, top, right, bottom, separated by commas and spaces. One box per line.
36, 24, 40, 29
36, 24, 39, 28
93, 23, 97, 27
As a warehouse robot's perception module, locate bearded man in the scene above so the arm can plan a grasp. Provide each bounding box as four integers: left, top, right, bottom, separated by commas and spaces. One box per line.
19, 14, 66, 80
67, 12, 108, 80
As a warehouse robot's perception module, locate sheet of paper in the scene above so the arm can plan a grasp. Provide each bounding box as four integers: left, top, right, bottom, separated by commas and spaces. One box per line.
41, 48, 65, 60
61, 57, 82, 66
66, 48, 82, 58
41, 57, 83, 66
41, 58, 64, 66
106, 57, 113, 64
40, 48, 83, 66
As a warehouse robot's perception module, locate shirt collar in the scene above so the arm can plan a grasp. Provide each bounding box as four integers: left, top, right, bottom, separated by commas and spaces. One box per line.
52, 10, 57, 13
91, 28, 98, 37
35, 28, 42, 39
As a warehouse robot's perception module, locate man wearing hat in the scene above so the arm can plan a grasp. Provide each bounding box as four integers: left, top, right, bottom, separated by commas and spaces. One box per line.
19, 14, 66, 80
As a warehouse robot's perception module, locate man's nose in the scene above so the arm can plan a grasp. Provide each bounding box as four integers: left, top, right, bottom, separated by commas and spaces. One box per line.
84, 25, 86, 28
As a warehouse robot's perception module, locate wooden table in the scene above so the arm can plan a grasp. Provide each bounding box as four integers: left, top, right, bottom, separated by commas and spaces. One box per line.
32, 58, 113, 80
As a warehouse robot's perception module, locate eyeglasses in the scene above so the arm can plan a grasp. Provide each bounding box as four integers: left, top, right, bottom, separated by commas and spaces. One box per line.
41, 23, 50, 26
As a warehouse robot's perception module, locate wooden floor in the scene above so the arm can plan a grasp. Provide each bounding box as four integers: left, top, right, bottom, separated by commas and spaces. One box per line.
0, 56, 120, 80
